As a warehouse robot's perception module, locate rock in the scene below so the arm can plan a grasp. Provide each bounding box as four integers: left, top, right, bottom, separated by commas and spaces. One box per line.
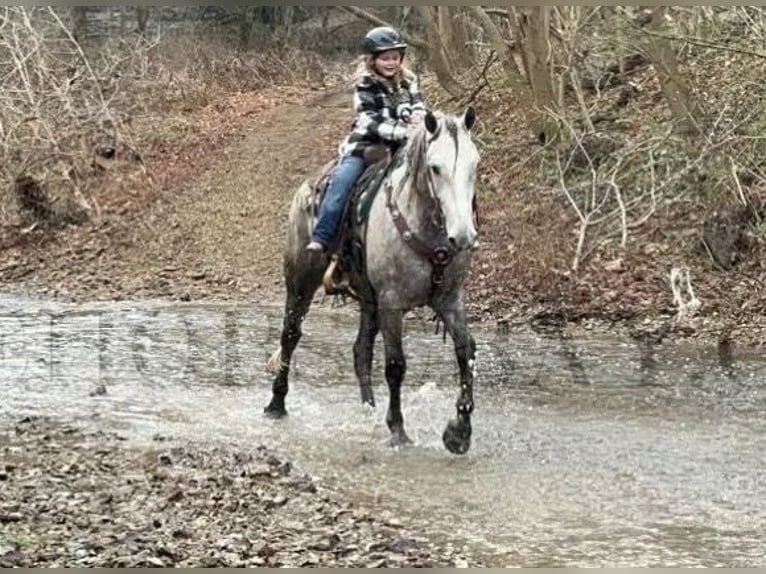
388, 537, 417, 554
145, 556, 165, 568
89, 384, 107, 397
249, 463, 273, 478
167, 489, 184, 503
0, 513, 22, 524
0, 539, 19, 557
0, 550, 24, 568
603, 258, 623, 273
172, 528, 191, 540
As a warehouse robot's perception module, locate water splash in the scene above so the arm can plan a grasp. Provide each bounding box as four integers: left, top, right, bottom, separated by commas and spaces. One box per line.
1, 293, 766, 567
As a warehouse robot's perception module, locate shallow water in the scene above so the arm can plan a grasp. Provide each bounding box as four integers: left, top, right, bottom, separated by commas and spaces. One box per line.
1, 293, 765, 567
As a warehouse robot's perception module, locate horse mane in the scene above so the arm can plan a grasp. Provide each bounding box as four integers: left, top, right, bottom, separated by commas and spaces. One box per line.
401, 112, 460, 195
400, 119, 435, 195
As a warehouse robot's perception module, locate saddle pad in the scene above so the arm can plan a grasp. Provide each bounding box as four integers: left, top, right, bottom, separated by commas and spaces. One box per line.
354, 161, 391, 225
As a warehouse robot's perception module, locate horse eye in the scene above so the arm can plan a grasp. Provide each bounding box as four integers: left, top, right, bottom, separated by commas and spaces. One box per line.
430, 166, 441, 176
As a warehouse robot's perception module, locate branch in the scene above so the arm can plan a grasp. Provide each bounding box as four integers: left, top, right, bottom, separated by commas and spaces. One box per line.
458, 50, 497, 106
483, 8, 510, 18
557, 150, 590, 273
338, 6, 427, 49
609, 159, 628, 249
632, 22, 766, 60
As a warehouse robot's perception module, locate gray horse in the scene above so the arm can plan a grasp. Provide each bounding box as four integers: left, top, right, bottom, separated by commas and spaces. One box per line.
265, 107, 480, 455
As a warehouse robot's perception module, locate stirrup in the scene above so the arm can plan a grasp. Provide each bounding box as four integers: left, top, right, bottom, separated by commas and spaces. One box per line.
322, 254, 357, 298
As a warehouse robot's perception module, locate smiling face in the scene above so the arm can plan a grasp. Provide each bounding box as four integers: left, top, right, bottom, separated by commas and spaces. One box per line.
373, 49, 404, 78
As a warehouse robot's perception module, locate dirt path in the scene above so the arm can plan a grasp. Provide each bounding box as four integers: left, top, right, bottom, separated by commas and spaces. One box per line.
0, 87, 351, 305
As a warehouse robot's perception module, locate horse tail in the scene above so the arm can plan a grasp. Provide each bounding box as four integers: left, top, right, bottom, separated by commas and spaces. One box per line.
277, 179, 314, 275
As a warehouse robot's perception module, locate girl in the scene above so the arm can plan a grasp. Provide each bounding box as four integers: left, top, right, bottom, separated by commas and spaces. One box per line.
306, 26, 428, 254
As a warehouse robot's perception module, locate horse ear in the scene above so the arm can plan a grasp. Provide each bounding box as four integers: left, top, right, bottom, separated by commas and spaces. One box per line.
425, 111, 438, 134
464, 106, 477, 132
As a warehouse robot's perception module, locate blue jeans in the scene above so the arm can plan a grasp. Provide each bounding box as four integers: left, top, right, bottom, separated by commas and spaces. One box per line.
312, 154, 368, 246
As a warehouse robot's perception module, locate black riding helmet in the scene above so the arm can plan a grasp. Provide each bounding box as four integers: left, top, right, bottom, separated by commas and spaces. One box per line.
362, 26, 408, 56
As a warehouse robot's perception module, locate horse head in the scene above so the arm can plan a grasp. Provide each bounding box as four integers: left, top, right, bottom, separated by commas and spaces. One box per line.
412, 107, 480, 252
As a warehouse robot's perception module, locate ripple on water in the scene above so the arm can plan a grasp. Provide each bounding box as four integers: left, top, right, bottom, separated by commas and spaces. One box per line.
1, 295, 765, 567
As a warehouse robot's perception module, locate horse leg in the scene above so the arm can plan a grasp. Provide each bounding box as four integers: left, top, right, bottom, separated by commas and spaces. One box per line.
378, 306, 412, 447
353, 300, 378, 408
265, 270, 321, 418
437, 299, 476, 455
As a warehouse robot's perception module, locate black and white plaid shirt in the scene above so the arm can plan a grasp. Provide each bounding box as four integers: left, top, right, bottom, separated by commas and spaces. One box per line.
339, 71, 427, 158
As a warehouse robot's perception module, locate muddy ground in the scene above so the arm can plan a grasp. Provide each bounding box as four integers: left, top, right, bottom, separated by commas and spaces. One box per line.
0, 417, 478, 568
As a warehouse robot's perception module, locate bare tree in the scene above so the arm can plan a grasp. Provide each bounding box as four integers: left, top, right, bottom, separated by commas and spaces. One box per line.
70, 7, 87, 43
338, 6, 427, 50
450, 8, 477, 66
136, 7, 150, 37
238, 7, 256, 51
437, 7, 459, 69
637, 7, 704, 136
466, 6, 524, 79
507, 5, 559, 142
415, 6, 465, 98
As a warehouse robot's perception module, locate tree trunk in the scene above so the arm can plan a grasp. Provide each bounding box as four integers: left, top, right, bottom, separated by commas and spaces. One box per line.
467, 7, 524, 81
70, 7, 87, 43
282, 6, 294, 36
321, 9, 330, 32
119, 6, 127, 37
399, 6, 412, 27
238, 7, 255, 51
508, 6, 559, 143
415, 6, 465, 98
451, 8, 476, 66
438, 7, 458, 69
640, 7, 703, 136
136, 7, 150, 36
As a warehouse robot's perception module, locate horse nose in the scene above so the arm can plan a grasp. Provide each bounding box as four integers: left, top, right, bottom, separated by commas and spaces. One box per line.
449, 231, 479, 252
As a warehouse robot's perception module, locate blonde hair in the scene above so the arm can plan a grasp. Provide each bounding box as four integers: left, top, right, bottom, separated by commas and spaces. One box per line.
353, 54, 415, 89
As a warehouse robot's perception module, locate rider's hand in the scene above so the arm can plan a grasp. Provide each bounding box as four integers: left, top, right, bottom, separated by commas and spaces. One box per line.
409, 110, 426, 126
397, 103, 413, 123
392, 122, 408, 141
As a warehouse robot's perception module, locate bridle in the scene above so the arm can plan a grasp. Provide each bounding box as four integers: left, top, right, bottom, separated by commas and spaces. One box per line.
384, 125, 477, 295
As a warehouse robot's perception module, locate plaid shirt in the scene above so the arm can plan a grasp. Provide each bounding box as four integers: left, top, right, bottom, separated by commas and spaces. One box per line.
338, 71, 427, 158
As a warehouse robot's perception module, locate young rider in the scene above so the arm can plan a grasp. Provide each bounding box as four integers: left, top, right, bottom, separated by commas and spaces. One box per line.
306, 26, 427, 253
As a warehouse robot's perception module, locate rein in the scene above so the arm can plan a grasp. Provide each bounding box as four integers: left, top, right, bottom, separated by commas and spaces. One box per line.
384, 155, 456, 295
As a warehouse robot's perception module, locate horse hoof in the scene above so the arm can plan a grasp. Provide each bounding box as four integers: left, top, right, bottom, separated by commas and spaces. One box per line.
442, 419, 471, 455
264, 403, 288, 420
360, 387, 376, 408
390, 429, 413, 449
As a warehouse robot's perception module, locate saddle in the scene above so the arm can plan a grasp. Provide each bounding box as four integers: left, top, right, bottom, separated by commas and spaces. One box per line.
310, 145, 395, 298
310, 144, 392, 209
